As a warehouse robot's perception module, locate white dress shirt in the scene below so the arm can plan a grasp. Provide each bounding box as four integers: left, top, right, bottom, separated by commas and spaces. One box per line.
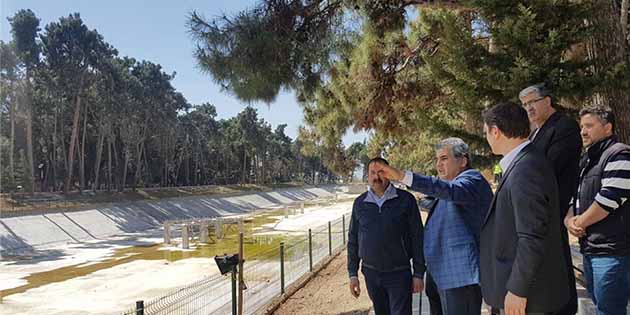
499, 140, 531, 173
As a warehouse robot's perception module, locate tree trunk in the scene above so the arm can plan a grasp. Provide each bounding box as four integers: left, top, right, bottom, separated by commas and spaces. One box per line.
59, 120, 68, 191
9, 95, 16, 187
242, 149, 247, 184
107, 132, 112, 192
143, 144, 151, 186
93, 124, 106, 192
588, 1, 630, 143
44, 151, 52, 192
174, 153, 184, 186
64, 75, 85, 193
621, 0, 629, 40
121, 149, 129, 192
56, 99, 68, 192
79, 101, 88, 193
161, 137, 167, 187
253, 152, 257, 184
51, 102, 59, 192
132, 141, 144, 191
24, 78, 35, 194
51, 144, 56, 192
193, 154, 198, 185
112, 134, 122, 192
185, 155, 190, 186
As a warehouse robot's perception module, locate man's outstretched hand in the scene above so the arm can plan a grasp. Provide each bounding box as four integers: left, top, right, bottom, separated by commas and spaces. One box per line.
372, 161, 405, 181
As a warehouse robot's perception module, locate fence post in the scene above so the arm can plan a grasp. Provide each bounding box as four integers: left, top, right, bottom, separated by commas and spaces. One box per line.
328, 221, 332, 256
238, 232, 244, 315
231, 265, 237, 315
215, 217, 223, 239
182, 225, 189, 249
342, 215, 346, 244
135, 300, 144, 315
308, 229, 313, 272
200, 222, 209, 243
163, 221, 171, 244
280, 242, 285, 294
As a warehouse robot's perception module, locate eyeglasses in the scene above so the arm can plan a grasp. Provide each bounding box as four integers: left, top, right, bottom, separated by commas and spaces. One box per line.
521, 96, 547, 108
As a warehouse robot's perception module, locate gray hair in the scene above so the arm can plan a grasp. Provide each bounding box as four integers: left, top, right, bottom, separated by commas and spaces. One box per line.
519, 83, 551, 99
435, 137, 471, 168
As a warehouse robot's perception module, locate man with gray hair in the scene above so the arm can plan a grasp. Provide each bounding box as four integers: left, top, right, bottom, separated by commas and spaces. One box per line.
374, 138, 493, 315
519, 83, 581, 315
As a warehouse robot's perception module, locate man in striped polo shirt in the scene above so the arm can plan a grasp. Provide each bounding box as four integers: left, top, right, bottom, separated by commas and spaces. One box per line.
565, 104, 630, 314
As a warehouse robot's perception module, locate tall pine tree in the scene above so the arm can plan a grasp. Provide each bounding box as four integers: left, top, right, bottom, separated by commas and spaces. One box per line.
190, 1, 616, 172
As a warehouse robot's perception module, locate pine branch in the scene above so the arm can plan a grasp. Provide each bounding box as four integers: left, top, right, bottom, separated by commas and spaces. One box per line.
395, 37, 440, 73
402, 0, 464, 10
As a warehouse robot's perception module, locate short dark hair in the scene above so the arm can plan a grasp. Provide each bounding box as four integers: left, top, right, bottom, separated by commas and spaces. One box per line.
482, 101, 531, 139
367, 157, 389, 170
580, 104, 615, 132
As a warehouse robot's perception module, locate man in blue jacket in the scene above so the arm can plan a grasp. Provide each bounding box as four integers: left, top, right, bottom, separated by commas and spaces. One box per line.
374, 138, 493, 315
347, 157, 425, 315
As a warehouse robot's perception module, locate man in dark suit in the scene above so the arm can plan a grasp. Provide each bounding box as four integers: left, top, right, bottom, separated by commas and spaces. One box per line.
519, 83, 581, 315
481, 102, 570, 315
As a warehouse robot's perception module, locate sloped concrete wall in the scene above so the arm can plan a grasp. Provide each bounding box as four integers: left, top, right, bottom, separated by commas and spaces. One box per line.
0, 185, 343, 252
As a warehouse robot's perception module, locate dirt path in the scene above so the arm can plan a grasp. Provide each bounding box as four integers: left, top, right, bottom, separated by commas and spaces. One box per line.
273, 250, 373, 315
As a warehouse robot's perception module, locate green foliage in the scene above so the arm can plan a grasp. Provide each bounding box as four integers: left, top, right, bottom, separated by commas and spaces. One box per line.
191, 0, 601, 172
0, 11, 341, 192
40, 13, 117, 92
8, 9, 40, 69
188, 1, 344, 102
346, 140, 369, 180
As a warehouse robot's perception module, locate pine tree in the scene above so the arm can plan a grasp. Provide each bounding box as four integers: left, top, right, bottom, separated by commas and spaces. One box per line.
189, 1, 602, 170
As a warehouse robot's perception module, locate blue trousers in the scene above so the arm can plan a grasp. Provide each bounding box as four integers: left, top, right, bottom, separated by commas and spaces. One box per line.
362, 267, 412, 315
583, 255, 630, 315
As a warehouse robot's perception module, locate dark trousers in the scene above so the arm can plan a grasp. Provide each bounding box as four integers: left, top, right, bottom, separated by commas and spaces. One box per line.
362, 267, 412, 315
425, 273, 443, 315
439, 284, 482, 315
425, 272, 481, 315
552, 230, 578, 315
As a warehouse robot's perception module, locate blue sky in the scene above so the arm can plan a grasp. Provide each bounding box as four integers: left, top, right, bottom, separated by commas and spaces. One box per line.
0, 0, 368, 146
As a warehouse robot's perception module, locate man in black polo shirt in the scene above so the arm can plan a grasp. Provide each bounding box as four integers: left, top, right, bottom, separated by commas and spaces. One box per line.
565, 104, 630, 314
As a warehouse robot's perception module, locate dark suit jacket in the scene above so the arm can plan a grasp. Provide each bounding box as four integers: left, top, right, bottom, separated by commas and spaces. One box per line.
530, 111, 581, 313
530, 111, 582, 216
480, 144, 570, 312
